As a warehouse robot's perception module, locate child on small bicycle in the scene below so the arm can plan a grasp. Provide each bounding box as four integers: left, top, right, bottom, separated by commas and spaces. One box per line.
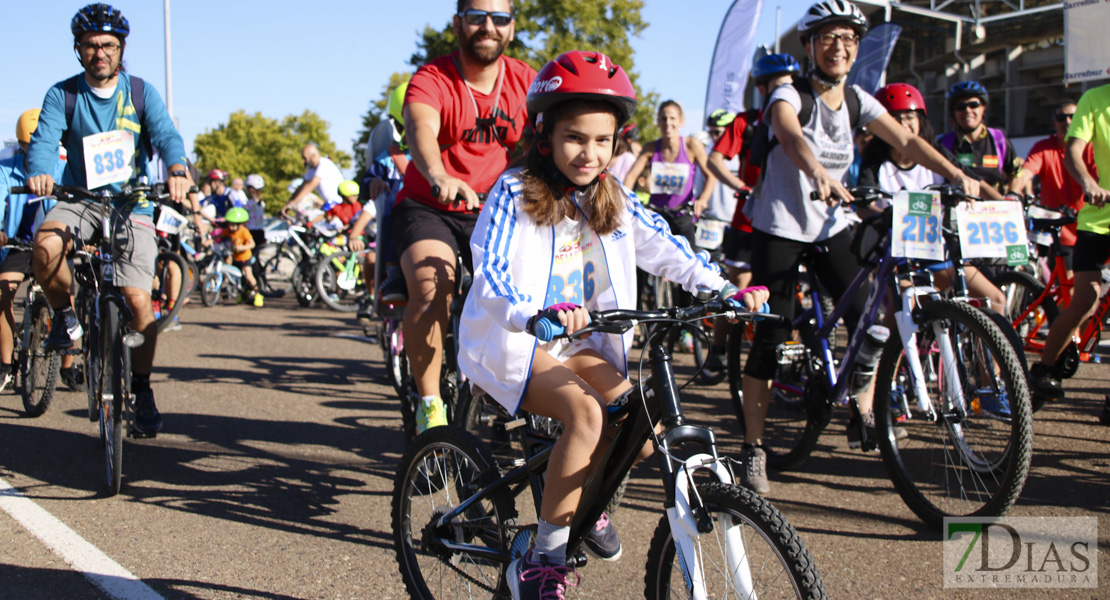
218, 207, 262, 307
458, 51, 768, 600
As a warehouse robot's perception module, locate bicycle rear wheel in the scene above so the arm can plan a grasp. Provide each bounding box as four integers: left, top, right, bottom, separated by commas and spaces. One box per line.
20, 299, 60, 417
292, 259, 318, 307
993, 270, 1058, 342
392, 427, 517, 600
99, 301, 126, 496
644, 481, 825, 599
314, 251, 368, 312
259, 248, 299, 295
874, 300, 1033, 530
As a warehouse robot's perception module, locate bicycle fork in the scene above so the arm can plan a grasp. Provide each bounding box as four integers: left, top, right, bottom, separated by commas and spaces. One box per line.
893, 288, 966, 419
665, 449, 756, 600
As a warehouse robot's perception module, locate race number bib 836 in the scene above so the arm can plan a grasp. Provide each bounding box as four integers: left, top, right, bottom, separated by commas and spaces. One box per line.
956, 201, 1029, 266
892, 190, 944, 260
82, 130, 135, 189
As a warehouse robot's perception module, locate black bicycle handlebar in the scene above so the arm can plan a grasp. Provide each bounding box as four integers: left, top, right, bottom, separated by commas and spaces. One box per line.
531, 300, 782, 342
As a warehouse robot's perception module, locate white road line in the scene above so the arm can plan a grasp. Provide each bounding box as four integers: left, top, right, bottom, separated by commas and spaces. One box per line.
0, 476, 164, 600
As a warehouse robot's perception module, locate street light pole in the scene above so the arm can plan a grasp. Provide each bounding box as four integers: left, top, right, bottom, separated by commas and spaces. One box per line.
164, 0, 174, 122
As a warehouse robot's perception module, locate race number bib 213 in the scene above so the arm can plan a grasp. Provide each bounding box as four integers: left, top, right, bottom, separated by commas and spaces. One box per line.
892, 190, 944, 260
82, 130, 135, 189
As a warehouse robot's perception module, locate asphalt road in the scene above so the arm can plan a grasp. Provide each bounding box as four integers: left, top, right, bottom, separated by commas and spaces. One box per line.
1, 296, 1107, 599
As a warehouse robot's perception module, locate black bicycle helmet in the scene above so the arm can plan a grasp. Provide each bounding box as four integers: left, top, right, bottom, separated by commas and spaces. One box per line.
71, 3, 130, 40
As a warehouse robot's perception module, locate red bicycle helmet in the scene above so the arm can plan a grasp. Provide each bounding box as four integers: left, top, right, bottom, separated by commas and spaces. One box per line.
527, 51, 638, 125
206, 168, 227, 182
877, 83, 926, 115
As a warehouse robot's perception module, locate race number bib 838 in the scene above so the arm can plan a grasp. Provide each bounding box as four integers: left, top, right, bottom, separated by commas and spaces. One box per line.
956, 201, 1029, 266
892, 190, 944, 260
649, 162, 688, 196
82, 130, 135, 189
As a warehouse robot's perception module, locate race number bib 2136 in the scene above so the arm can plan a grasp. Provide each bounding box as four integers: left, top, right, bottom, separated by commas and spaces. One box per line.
956, 201, 1029, 266
82, 130, 135, 189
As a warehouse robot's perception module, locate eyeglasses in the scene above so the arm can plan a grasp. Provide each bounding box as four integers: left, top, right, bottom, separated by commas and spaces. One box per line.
1054, 112, 1076, 123
78, 41, 121, 56
458, 9, 513, 27
954, 100, 983, 112
813, 32, 859, 48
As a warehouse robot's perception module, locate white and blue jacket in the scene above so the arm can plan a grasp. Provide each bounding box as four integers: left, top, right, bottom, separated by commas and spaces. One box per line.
460, 169, 727, 413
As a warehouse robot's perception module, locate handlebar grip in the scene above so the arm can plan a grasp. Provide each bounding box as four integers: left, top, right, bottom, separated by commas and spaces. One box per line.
11, 186, 31, 195
532, 317, 566, 342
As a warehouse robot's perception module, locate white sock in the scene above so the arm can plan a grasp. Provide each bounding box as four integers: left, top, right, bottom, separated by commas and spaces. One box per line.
534, 517, 569, 564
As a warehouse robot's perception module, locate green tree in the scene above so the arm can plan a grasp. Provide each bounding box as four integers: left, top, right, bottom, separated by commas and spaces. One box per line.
353, 72, 412, 174
194, 110, 351, 212
352, 0, 658, 160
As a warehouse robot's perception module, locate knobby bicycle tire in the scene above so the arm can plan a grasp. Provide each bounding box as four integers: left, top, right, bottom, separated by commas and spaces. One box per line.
20, 299, 60, 417
644, 481, 826, 600
993, 269, 1059, 343
392, 427, 518, 600
154, 251, 189, 332
874, 299, 1033, 530
100, 300, 126, 497
259, 248, 300, 295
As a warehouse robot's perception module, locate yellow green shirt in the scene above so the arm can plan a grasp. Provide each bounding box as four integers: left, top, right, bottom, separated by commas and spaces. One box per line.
1069, 84, 1110, 235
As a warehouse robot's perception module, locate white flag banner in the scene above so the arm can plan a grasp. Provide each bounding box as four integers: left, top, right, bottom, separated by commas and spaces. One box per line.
1065, 0, 1110, 84
704, 0, 764, 116
846, 23, 902, 95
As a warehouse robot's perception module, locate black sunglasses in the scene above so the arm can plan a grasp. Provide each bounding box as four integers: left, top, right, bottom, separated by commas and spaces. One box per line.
1054, 112, 1076, 123
459, 9, 513, 27
954, 100, 983, 111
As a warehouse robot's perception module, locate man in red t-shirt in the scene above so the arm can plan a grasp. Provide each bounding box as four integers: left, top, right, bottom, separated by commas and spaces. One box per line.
1011, 100, 1098, 277
700, 54, 800, 379
393, 0, 536, 433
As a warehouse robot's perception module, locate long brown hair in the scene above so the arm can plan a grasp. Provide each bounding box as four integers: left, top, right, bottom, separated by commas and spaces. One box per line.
519, 99, 627, 235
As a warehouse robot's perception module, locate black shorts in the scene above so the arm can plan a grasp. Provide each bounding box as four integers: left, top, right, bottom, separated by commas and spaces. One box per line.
1072, 230, 1110, 273
0, 249, 33, 276
722, 228, 753, 271
1057, 243, 1075, 272
391, 198, 479, 269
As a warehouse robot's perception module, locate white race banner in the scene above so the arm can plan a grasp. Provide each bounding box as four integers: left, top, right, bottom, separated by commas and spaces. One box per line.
704, 0, 764, 116
956, 201, 1030, 266
892, 190, 944, 260
1064, 0, 1110, 84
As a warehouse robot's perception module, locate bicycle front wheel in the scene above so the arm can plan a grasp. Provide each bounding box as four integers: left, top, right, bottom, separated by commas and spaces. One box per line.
314, 251, 368, 312
874, 300, 1033, 530
644, 481, 825, 600
392, 427, 518, 600
153, 251, 189, 332
99, 300, 126, 496
200, 272, 221, 307
21, 299, 60, 417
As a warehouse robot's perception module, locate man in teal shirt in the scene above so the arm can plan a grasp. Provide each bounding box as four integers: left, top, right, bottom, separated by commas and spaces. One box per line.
26, 3, 195, 435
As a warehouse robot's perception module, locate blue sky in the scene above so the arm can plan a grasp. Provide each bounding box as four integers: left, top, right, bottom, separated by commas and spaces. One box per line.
4, 0, 809, 173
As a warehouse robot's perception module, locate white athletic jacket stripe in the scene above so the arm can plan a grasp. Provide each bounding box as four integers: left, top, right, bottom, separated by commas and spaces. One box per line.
459, 168, 727, 414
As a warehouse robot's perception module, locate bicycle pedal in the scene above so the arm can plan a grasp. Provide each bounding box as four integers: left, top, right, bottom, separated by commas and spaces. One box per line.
567, 551, 588, 569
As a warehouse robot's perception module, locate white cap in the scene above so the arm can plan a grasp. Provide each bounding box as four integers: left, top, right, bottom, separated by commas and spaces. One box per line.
245, 174, 265, 189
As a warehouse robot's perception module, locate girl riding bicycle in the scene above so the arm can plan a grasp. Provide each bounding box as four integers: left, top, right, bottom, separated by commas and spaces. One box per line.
458, 51, 768, 599
737, 0, 981, 494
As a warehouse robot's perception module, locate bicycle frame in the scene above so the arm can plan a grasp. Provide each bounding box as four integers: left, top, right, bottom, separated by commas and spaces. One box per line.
429, 304, 757, 597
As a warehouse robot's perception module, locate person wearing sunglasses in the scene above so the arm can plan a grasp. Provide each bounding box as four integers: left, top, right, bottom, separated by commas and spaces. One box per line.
391, 0, 536, 436
1030, 84, 1110, 421
25, 3, 195, 436
938, 80, 1021, 192
1010, 100, 1097, 280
